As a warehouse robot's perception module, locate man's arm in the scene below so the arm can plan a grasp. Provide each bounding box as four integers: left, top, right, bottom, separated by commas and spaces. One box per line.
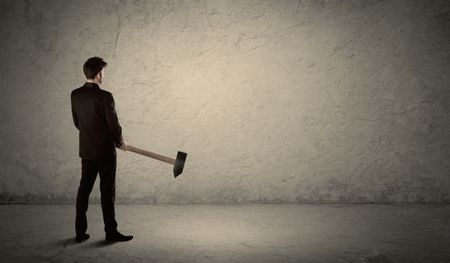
104, 93, 124, 148
71, 92, 79, 130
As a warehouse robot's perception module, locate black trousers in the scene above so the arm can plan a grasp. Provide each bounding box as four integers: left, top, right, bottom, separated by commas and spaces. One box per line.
75, 156, 118, 235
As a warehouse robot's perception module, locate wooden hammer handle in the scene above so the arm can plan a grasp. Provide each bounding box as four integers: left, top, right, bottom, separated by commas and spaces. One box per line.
127, 145, 176, 165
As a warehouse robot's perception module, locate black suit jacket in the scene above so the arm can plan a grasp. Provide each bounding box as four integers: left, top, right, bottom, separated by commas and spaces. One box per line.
71, 82, 124, 160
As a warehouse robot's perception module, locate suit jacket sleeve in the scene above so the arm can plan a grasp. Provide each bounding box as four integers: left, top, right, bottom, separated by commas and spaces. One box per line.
70, 92, 79, 130
104, 93, 124, 148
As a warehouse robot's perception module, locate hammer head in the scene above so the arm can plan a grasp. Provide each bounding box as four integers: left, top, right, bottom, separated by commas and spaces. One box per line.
173, 151, 187, 178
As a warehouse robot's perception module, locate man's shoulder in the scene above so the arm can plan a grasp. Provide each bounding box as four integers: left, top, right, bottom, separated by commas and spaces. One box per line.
71, 87, 83, 99
99, 89, 113, 97
71, 87, 112, 97
97, 89, 115, 103
71, 87, 82, 94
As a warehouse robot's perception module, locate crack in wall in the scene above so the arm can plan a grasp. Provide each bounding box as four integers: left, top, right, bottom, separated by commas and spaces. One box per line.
113, 0, 123, 57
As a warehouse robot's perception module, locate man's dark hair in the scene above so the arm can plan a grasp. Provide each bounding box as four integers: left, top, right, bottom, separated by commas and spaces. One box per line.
83, 57, 107, 79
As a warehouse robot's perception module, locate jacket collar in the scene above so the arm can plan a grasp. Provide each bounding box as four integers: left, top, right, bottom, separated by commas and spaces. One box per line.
83, 82, 100, 89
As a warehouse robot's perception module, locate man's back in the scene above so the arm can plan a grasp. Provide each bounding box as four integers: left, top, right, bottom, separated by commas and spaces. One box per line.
71, 82, 123, 160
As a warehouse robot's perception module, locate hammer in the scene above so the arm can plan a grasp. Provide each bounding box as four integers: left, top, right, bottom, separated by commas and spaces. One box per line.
126, 145, 187, 178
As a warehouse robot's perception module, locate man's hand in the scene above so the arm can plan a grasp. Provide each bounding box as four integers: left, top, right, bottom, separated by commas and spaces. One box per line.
119, 140, 128, 151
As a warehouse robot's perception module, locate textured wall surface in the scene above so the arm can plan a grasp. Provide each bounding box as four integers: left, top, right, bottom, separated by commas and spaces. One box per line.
1, 0, 449, 203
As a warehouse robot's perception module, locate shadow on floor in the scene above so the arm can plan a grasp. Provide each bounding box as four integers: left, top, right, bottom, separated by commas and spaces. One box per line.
85, 240, 116, 248
53, 237, 76, 248
52, 237, 116, 249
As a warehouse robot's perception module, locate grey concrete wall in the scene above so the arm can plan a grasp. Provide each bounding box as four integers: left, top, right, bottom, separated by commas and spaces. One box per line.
1, 0, 449, 204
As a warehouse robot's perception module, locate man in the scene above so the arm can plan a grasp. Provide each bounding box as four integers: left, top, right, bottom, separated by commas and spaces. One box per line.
71, 56, 133, 243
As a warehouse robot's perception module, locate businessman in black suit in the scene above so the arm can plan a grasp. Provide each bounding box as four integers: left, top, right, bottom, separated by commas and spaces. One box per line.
71, 57, 133, 242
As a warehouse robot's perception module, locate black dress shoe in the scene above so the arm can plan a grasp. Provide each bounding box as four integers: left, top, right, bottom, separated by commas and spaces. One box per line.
105, 231, 133, 242
75, 233, 90, 243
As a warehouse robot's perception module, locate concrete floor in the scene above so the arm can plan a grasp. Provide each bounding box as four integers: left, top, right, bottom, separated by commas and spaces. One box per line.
0, 204, 449, 263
